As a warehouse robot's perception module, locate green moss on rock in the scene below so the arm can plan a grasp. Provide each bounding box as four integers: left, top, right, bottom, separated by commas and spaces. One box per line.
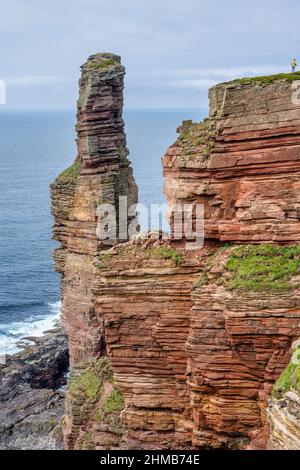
103, 388, 124, 414
226, 244, 300, 292
218, 71, 300, 88
79, 431, 94, 450
145, 246, 183, 266
176, 119, 215, 158
69, 357, 113, 401
89, 58, 118, 71
69, 365, 101, 401
67, 357, 125, 443
56, 161, 80, 184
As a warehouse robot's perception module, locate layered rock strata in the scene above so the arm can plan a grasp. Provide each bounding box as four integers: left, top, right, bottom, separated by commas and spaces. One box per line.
163, 76, 300, 243
92, 240, 207, 449
51, 53, 137, 366
268, 392, 300, 449
188, 246, 300, 449
64, 357, 124, 450
52, 63, 300, 450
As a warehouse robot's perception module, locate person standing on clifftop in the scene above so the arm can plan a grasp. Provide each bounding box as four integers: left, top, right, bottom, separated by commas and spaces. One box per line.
291, 58, 298, 74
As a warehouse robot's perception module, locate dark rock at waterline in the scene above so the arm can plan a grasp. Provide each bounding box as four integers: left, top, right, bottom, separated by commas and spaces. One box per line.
0, 326, 69, 449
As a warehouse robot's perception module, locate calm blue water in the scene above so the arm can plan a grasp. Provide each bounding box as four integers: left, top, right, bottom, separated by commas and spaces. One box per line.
0, 109, 202, 354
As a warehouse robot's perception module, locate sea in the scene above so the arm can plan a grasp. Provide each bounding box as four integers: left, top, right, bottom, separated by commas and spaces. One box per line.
0, 109, 202, 355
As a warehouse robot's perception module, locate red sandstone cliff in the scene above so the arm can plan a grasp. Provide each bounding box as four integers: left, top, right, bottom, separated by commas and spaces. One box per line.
52, 58, 300, 450
163, 78, 300, 243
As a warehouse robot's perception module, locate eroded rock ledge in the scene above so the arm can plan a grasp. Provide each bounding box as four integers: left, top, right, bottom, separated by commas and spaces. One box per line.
51, 56, 300, 450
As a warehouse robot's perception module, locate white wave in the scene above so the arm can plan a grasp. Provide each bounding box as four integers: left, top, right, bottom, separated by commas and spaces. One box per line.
0, 301, 61, 357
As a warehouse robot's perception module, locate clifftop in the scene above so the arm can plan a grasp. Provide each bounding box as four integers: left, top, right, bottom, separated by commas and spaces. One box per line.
211, 71, 300, 89
81, 53, 124, 75
164, 70, 300, 244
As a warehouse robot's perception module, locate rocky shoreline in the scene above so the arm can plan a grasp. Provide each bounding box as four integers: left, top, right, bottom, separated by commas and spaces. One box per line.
0, 325, 69, 449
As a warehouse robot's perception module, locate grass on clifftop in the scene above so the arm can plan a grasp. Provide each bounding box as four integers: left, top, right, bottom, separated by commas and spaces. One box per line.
226, 244, 300, 292
56, 161, 80, 184
89, 58, 118, 70
223, 71, 300, 87
272, 344, 300, 399
144, 246, 183, 266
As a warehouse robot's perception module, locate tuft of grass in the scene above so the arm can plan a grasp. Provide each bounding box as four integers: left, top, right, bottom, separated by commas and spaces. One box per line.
67, 357, 124, 446
94, 409, 102, 423
103, 388, 124, 414
145, 246, 183, 266
89, 58, 117, 70
56, 161, 80, 184
226, 244, 300, 292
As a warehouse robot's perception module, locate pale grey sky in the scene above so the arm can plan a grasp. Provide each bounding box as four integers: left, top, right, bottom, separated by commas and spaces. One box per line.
1, 0, 299, 110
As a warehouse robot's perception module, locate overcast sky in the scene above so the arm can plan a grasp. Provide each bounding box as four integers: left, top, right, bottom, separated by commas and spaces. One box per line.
1, 0, 300, 110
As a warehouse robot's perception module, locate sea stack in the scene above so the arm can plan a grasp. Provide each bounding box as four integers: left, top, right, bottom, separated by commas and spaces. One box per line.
51, 53, 137, 366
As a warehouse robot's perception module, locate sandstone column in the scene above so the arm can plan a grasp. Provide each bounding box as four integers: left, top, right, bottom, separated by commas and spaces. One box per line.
51, 53, 137, 365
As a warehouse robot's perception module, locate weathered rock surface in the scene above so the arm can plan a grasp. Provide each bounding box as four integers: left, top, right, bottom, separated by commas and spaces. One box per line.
52, 63, 300, 450
188, 247, 300, 449
163, 77, 300, 244
268, 392, 300, 450
93, 239, 205, 449
267, 338, 300, 449
0, 326, 68, 449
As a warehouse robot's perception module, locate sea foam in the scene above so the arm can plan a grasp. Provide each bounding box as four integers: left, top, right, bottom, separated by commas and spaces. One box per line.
0, 301, 61, 356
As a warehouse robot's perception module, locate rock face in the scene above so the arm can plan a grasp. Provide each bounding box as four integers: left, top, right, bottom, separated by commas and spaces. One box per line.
52, 61, 300, 450
0, 327, 68, 449
64, 357, 125, 450
92, 240, 205, 449
92, 242, 300, 450
163, 77, 300, 243
188, 246, 300, 449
